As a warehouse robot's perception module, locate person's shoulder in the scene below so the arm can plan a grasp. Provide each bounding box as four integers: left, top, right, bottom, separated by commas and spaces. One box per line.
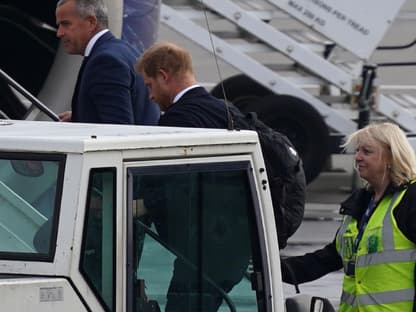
163, 101, 191, 116
93, 32, 133, 53
405, 180, 416, 198
96, 39, 130, 54
89, 39, 136, 67
339, 187, 371, 215
158, 101, 198, 126
187, 86, 214, 98
158, 110, 193, 127
183, 87, 225, 105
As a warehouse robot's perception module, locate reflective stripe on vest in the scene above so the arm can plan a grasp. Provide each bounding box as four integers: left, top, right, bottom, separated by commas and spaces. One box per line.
341, 288, 414, 306
356, 249, 416, 267
336, 189, 416, 311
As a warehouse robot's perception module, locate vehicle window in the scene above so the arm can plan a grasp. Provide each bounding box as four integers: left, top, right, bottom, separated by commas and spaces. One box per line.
80, 168, 116, 312
0, 154, 64, 260
127, 161, 267, 312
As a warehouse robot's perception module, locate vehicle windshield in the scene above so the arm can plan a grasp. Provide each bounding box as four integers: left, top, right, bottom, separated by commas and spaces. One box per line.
0, 153, 65, 260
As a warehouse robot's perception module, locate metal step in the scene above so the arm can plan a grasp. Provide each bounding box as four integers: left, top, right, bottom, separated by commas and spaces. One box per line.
385, 94, 416, 111
168, 0, 358, 87
377, 93, 416, 132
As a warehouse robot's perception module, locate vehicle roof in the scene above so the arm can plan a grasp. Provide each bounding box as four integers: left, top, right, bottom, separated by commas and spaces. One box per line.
0, 120, 258, 153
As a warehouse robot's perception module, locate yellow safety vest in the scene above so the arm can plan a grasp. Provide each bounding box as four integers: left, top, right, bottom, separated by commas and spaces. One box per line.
336, 189, 416, 311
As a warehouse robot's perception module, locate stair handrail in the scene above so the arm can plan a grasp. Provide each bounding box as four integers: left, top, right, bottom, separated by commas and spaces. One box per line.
0, 68, 59, 121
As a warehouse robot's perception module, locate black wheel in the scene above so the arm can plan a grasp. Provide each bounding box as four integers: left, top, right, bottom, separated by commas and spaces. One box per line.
210, 74, 271, 112
258, 94, 330, 184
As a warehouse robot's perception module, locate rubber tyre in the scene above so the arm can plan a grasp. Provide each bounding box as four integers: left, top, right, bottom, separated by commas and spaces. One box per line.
210, 74, 271, 112
258, 94, 330, 184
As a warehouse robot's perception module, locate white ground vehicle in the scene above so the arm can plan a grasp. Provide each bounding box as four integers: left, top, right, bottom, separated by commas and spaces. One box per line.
0, 120, 334, 311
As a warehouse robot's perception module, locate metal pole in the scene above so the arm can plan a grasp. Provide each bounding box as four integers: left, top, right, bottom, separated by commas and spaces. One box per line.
0, 68, 59, 121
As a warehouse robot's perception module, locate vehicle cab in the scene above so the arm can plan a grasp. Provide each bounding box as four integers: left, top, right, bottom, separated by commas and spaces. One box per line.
0, 120, 287, 311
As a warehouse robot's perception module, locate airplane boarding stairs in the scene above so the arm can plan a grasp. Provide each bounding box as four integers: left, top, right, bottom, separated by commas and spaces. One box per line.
160, 0, 416, 150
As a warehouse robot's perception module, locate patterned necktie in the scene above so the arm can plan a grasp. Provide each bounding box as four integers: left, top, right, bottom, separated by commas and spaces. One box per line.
71, 57, 88, 122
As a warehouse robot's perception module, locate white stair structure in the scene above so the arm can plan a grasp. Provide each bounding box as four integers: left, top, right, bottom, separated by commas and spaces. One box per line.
160, 0, 416, 181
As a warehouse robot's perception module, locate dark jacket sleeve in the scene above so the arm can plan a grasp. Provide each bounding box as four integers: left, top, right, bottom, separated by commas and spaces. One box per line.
394, 182, 416, 244
391, 182, 416, 310
281, 239, 343, 285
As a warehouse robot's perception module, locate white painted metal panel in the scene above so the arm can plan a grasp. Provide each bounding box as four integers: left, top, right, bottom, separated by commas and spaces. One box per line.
0, 278, 87, 311
269, 0, 406, 59
0, 121, 258, 153
203, 0, 356, 92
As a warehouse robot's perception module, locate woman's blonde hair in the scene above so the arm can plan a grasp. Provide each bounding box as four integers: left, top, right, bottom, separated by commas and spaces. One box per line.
342, 122, 416, 186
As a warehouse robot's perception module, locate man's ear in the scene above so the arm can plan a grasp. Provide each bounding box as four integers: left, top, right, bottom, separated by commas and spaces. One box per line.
159, 68, 169, 82
85, 15, 98, 32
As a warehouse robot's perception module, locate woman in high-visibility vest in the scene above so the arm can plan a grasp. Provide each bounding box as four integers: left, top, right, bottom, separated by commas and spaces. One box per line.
281, 122, 416, 311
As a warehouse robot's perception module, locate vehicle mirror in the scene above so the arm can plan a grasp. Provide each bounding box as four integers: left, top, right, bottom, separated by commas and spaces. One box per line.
310, 296, 336, 312
10, 160, 44, 177
285, 294, 313, 312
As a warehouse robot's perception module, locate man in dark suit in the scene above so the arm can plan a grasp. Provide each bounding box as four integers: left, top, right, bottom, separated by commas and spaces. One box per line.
136, 42, 248, 312
135, 42, 228, 128
55, 0, 159, 124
